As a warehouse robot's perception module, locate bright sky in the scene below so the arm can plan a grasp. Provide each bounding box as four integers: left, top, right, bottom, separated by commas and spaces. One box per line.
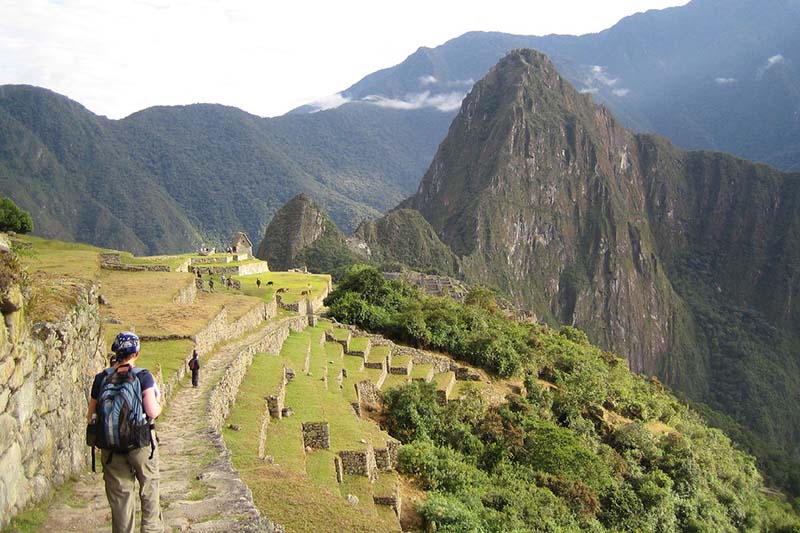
0, 0, 689, 119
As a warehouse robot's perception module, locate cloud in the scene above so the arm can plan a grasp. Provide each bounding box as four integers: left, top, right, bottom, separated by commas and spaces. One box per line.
588, 65, 619, 87
579, 87, 599, 94
419, 75, 438, 86
362, 91, 466, 112
309, 93, 351, 111
757, 54, 786, 78
715, 77, 736, 85
612, 88, 630, 97
767, 54, 785, 67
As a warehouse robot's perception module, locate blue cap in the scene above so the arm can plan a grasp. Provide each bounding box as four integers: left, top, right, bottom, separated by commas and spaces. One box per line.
111, 331, 140, 357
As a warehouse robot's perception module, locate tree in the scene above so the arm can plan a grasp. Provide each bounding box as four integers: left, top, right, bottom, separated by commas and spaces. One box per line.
0, 197, 33, 234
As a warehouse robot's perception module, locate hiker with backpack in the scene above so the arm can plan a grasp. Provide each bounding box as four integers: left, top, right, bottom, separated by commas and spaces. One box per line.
87, 331, 163, 533
188, 349, 200, 387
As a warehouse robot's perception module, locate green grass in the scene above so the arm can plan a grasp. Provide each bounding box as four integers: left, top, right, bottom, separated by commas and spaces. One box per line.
226, 328, 401, 532
348, 337, 369, 353
236, 271, 330, 305
4, 474, 87, 532
410, 363, 433, 381
380, 374, 411, 391
433, 371, 456, 390
136, 339, 195, 381
370, 345, 391, 360
451, 380, 486, 400
17, 235, 102, 278
388, 354, 410, 369
325, 341, 344, 361
332, 328, 351, 342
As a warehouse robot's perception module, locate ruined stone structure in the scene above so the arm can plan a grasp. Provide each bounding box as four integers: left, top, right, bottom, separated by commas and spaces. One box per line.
338, 446, 378, 481
301, 422, 331, 450
0, 280, 105, 527
208, 315, 308, 433
230, 231, 253, 258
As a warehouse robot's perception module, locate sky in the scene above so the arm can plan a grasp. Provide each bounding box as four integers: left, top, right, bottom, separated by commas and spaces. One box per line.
0, 0, 689, 119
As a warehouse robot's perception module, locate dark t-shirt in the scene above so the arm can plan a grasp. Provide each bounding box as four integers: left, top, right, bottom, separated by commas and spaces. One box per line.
91, 366, 155, 400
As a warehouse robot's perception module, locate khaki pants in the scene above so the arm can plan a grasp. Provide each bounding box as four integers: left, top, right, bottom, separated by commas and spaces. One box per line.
102, 446, 163, 533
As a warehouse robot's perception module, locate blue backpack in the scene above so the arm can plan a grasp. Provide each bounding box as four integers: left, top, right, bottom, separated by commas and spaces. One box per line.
96, 367, 152, 454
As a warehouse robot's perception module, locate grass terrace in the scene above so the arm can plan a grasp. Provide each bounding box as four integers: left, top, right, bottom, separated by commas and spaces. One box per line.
225, 326, 401, 532
331, 328, 351, 342
348, 336, 370, 353
236, 271, 330, 305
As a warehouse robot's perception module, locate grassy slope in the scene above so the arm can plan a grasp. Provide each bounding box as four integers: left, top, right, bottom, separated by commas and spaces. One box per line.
225, 325, 401, 532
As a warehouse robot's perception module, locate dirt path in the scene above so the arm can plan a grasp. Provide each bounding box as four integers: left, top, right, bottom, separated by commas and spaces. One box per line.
39, 325, 282, 532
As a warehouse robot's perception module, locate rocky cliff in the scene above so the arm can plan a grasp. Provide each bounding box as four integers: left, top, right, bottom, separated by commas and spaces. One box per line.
0, 240, 105, 526
256, 193, 362, 277
394, 49, 800, 480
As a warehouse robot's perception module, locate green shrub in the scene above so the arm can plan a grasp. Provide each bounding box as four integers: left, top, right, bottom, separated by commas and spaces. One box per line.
0, 197, 33, 234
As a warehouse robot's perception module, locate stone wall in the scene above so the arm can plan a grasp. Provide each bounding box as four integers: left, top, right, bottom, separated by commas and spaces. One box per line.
0, 281, 105, 528
191, 256, 232, 264
354, 379, 380, 407
393, 346, 451, 373
209, 315, 307, 432
374, 438, 401, 472
171, 277, 197, 304
100, 253, 171, 272
334, 456, 343, 483
192, 300, 275, 355
266, 367, 288, 420
373, 482, 402, 518
237, 261, 270, 276
301, 422, 330, 450
338, 446, 378, 481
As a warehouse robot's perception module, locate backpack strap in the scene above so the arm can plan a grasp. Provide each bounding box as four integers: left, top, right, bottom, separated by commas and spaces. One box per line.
91, 446, 96, 473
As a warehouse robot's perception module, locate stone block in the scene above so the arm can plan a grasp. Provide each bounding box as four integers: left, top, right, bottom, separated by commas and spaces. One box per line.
0, 356, 13, 385
0, 443, 23, 512
301, 422, 331, 450
0, 414, 17, 454
10, 381, 35, 427
0, 387, 9, 413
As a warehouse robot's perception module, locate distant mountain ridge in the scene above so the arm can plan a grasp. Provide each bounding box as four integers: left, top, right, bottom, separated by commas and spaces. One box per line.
306, 0, 800, 171
0, 85, 449, 254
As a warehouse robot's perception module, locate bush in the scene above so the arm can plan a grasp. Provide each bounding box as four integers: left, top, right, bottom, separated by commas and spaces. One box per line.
397, 439, 486, 492
0, 197, 33, 234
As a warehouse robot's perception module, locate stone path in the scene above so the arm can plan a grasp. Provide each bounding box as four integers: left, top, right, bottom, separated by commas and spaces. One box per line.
38, 324, 282, 532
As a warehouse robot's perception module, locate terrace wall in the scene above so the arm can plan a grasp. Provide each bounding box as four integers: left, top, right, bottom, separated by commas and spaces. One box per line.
209, 315, 307, 432
0, 281, 106, 528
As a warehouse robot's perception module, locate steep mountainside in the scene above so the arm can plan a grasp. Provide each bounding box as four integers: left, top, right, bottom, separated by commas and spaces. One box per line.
255, 193, 361, 277
353, 208, 460, 276
396, 49, 800, 485
0, 86, 449, 253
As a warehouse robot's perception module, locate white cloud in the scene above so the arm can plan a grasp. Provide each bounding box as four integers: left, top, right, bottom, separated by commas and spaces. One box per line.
767, 54, 785, 67
715, 77, 736, 85
362, 91, 466, 112
419, 75, 438, 86
612, 88, 630, 97
0, 0, 691, 118
579, 87, 599, 94
309, 93, 351, 112
588, 65, 619, 87
757, 54, 786, 78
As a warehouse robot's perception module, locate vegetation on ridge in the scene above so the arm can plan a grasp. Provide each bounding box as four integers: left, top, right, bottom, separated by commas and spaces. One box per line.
327, 265, 800, 531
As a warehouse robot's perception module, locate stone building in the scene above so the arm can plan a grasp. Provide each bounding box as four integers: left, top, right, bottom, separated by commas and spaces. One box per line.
230, 232, 253, 258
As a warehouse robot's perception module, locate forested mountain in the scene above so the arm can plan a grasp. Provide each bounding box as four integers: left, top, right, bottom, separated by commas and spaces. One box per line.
0, 86, 448, 254
1, 0, 798, 254
349, 48, 800, 492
